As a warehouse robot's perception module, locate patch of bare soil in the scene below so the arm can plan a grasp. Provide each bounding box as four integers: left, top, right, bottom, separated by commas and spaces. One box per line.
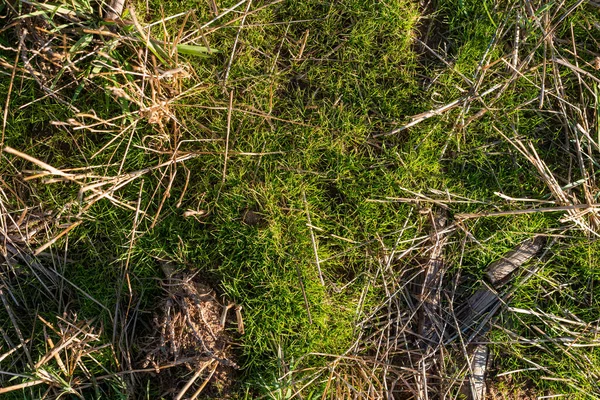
140, 264, 239, 399
486, 376, 538, 400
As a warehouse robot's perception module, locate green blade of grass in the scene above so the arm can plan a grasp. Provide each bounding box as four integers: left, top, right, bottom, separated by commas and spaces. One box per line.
176, 44, 219, 57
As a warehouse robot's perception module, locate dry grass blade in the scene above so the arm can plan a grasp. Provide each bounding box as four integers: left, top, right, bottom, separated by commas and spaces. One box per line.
223, 0, 253, 85
0, 34, 21, 152
0, 379, 46, 395
374, 84, 502, 138
303, 190, 325, 286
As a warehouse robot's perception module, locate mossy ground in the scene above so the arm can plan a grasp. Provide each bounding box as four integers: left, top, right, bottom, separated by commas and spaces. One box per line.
1, 0, 600, 398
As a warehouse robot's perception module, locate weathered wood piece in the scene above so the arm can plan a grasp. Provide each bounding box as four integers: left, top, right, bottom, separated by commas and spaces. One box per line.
417, 212, 448, 345
458, 288, 500, 332
461, 235, 545, 400
105, 0, 125, 20
470, 345, 489, 400
485, 236, 546, 286
414, 211, 449, 400
460, 236, 547, 330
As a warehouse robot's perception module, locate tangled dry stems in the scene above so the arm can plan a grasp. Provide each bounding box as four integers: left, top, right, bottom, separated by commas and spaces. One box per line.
141, 264, 238, 399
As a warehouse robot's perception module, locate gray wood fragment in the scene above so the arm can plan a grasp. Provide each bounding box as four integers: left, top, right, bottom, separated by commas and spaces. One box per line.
458, 288, 500, 331
105, 0, 125, 20
417, 212, 448, 345
458, 236, 545, 400
411, 211, 449, 400
470, 345, 489, 400
485, 236, 546, 286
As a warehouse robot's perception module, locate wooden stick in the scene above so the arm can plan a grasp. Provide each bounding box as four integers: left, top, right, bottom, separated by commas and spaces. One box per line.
486, 236, 546, 286
105, 0, 126, 20
470, 345, 489, 400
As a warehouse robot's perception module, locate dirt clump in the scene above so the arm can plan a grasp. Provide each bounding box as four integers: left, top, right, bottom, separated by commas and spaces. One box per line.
141, 263, 239, 399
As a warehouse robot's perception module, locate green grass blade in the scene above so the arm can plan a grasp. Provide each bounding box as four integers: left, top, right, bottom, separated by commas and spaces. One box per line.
176, 44, 219, 57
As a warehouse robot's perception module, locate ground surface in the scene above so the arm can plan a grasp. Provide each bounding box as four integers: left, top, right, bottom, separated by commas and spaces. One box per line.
1, 0, 600, 398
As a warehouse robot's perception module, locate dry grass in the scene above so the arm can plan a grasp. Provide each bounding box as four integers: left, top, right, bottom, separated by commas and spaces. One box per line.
0, 0, 222, 230
0, 294, 123, 399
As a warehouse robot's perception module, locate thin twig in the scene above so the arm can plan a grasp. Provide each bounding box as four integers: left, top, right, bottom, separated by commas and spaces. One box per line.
303, 190, 324, 286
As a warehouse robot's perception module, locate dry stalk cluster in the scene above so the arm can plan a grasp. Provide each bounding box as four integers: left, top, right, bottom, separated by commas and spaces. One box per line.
372, 227, 545, 399
1, 0, 218, 232
1, 184, 124, 398
0, 179, 72, 304
1, 203, 53, 263
0, 311, 123, 399
2, 0, 194, 127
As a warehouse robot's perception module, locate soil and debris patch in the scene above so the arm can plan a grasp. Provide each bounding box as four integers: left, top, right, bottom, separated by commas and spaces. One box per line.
141, 263, 240, 399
